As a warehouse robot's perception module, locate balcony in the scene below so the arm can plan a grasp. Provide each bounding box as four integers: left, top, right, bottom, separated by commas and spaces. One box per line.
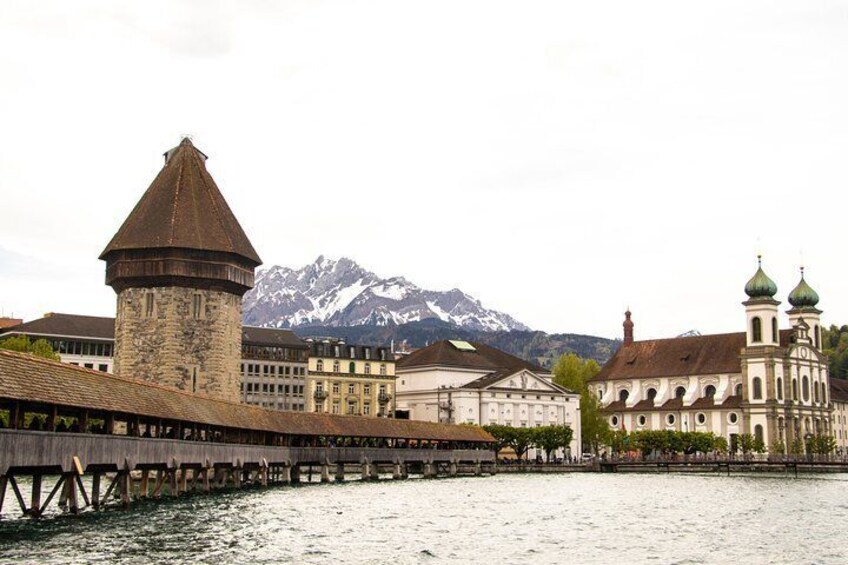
378, 392, 393, 404
313, 390, 328, 402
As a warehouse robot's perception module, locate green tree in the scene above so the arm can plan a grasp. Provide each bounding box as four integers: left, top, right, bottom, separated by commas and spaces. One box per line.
738, 434, 756, 458
531, 425, 574, 462
552, 353, 606, 454
713, 436, 728, 454
0, 335, 60, 361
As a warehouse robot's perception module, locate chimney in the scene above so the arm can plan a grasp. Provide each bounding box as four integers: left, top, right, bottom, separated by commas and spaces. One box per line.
623, 310, 634, 346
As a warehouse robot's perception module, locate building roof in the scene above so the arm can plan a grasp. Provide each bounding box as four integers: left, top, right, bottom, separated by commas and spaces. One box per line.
0, 349, 491, 443
309, 342, 394, 362
830, 378, 848, 403
397, 340, 547, 374
1, 313, 307, 350
592, 330, 798, 382
2, 313, 116, 340
99, 138, 261, 265
241, 326, 308, 349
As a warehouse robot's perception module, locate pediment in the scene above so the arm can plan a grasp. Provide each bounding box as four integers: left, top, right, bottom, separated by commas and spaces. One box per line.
487, 370, 560, 393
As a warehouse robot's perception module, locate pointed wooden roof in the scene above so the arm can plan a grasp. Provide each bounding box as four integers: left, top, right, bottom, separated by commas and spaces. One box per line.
100, 138, 261, 265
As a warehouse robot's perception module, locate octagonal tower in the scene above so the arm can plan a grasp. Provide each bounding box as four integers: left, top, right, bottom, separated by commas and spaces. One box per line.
100, 138, 261, 402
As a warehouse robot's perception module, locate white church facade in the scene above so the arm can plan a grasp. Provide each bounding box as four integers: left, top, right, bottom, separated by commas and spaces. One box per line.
395, 340, 581, 458
591, 259, 833, 454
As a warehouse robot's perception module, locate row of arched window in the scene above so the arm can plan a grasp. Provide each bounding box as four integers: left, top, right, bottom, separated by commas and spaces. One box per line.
748, 375, 827, 404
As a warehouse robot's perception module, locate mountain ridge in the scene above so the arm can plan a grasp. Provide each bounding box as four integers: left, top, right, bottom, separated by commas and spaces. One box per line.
243, 256, 530, 332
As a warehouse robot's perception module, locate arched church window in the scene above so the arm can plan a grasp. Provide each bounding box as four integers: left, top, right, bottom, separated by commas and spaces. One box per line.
814, 381, 820, 403
814, 325, 820, 349
751, 317, 762, 343
704, 385, 716, 398
772, 317, 778, 343
675, 386, 686, 399
754, 424, 764, 444
735, 383, 743, 396
776, 378, 783, 401
792, 379, 798, 401
821, 382, 827, 404
618, 389, 629, 403
348, 361, 356, 373
802, 376, 810, 402
646, 388, 658, 402
752, 378, 763, 400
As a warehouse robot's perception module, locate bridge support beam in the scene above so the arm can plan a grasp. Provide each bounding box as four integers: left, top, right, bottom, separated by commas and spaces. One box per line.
335, 463, 345, 482
320, 463, 331, 483
449, 461, 458, 477
139, 469, 150, 499
475, 461, 482, 476
30, 474, 42, 516
290, 465, 301, 484
369, 462, 380, 481
361, 461, 370, 481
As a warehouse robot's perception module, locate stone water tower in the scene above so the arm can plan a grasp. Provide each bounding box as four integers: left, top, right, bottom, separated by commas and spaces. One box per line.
100, 138, 261, 402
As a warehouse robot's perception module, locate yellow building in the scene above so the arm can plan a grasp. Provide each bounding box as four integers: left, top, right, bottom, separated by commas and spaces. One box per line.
306, 341, 396, 417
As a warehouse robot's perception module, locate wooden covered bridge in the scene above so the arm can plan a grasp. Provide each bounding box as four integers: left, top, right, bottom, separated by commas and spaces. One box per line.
0, 350, 495, 518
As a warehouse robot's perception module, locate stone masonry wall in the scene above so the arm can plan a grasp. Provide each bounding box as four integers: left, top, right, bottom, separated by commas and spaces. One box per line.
113, 286, 242, 403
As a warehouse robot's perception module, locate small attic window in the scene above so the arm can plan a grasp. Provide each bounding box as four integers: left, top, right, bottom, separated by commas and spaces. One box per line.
625, 355, 637, 365
680, 353, 691, 362
449, 340, 476, 352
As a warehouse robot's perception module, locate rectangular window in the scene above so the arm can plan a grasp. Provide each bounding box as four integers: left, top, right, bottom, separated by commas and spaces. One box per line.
379, 384, 387, 394
363, 403, 371, 415
84, 363, 93, 369
380, 364, 387, 376
332, 402, 340, 414
192, 293, 203, 319
332, 382, 340, 394
364, 384, 371, 395
98, 364, 108, 372
347, 401, 356, 415
348, 383, 356, 394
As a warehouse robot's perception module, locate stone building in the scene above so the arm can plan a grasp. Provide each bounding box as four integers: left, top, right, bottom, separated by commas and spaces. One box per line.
306, 340, 396, 417
831, 379, 848, 456
240, 326, 309, 411
0, 313, 311, 412
395, 340, 581, 458
99, 138, 261, 402
590, 258, 833, 454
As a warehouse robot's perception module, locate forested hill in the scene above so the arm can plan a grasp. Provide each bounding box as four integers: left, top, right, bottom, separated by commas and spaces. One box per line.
292, 319, 618, 368
824, 325, 848, 380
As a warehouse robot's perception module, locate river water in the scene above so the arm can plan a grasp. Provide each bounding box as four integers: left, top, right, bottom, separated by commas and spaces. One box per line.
1, 472, 847, 564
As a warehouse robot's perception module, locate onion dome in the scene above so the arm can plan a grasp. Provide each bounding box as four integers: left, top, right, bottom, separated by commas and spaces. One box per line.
788, 267, 819, 308
744, 255, 778, 299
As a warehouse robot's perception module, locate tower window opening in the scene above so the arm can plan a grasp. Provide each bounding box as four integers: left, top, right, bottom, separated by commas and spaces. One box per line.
776, 377, 783, 400
772, 317, 778, 343
144, 293, 155, 318
752, 377, 762, 400
752, 317, 762, 343
802, 376, 810, 402
675, 386, 686, 399
618, 389, 629, 403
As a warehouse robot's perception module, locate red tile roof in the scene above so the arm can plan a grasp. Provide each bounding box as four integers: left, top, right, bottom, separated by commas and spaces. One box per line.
594, 329, 799, 382
0, 350, 491, 443
99, 138, 261, 265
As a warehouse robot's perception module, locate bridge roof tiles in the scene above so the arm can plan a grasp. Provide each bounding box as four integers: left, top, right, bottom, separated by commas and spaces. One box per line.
0, 350, 491, 443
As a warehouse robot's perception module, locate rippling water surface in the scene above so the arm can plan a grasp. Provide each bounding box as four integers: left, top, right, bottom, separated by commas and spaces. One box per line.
2, 473, 847, 564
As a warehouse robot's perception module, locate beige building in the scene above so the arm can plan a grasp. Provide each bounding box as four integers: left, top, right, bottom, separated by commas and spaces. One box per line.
591, 259, 833, 454
306, 340, 396, 417
831, 379, 848, 456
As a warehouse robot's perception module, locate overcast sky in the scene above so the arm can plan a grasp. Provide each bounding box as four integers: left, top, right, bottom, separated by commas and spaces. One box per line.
1, 1, 846, 340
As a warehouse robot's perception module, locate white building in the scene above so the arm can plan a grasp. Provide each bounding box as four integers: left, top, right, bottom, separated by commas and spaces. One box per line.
831, 379, 848, 456
396, 339, 581, 458
591, 260, 833, 454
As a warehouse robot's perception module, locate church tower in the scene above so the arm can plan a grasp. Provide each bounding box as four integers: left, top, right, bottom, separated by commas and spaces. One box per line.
787, 267, 823, 351
742, 255, 780, 346
100, 138, 262, 402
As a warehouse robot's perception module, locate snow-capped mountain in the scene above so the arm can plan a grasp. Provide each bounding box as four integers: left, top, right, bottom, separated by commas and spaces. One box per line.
242, 256, 530, 332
